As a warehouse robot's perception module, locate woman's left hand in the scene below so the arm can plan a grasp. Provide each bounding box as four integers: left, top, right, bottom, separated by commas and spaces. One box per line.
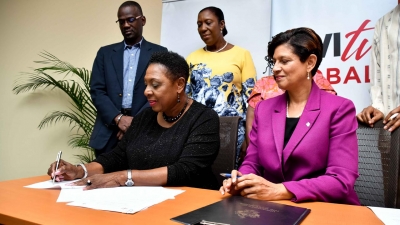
383, 106, 400, 132
236, 174, 294, 201
69, 172, 124, 190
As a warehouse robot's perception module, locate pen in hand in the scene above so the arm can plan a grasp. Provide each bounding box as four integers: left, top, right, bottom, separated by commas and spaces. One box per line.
52, 151, 62, 184
220, 173, 242, 178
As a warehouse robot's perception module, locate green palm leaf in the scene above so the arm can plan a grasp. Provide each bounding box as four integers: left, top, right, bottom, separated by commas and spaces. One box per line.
12, 51, 96, 162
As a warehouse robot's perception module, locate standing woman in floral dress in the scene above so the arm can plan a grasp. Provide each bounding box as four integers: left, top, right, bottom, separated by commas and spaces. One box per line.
186, 6, 257, 166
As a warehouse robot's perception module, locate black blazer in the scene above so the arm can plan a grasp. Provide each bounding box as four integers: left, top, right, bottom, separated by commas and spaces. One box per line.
89, 39, 168, 150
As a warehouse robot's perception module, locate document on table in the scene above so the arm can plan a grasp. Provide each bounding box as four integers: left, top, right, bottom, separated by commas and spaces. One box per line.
24, 179, 82, 189
25, 180, 184, 213
57, 186, 86, 202
368, 206, 400, 225
61, 186, 183, 213
25, 180, 184, 214
64, 186, 185, 214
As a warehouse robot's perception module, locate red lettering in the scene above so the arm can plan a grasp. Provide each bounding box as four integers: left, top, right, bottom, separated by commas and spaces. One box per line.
355, 39, 371, 60
344, 66, 361, 84
341, 20, 374, 62
327, 68, 341, 84
365, 65, 370, 83
321, 66, 370, 84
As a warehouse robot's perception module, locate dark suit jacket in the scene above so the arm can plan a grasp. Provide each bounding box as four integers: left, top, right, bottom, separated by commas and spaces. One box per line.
89, 39, 167, 150
240, 81, 360, 205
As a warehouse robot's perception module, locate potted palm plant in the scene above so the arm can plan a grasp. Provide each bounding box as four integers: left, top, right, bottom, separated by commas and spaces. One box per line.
13, 51, 96, 163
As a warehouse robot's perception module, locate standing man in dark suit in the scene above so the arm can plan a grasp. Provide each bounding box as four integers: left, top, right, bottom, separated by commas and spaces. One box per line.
89, 1, 167, 156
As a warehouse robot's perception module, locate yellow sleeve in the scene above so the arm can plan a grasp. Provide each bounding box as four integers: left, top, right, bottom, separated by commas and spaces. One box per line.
241, 50, 257, 114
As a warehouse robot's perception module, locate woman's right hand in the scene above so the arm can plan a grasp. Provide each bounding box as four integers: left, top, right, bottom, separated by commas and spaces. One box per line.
47, 159, 81, 182
356, 106, 384, 127
219, 170, 243, 195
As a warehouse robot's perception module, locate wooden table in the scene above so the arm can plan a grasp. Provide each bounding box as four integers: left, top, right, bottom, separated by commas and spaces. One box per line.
0, 176, 383, 225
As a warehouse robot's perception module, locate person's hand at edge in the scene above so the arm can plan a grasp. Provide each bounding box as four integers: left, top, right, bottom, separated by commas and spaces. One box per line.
383, 106, 400, 132
356, 106, 384, 127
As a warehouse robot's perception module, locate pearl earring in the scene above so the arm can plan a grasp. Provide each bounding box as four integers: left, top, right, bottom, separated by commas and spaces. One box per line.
307, 72, 310, 80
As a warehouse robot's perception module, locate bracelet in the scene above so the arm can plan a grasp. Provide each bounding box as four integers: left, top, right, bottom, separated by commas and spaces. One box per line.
116, 114, 124, 125
76, 163, 88, 179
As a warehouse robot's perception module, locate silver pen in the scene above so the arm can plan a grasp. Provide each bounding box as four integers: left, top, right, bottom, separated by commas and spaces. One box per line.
52, 151, 62, 184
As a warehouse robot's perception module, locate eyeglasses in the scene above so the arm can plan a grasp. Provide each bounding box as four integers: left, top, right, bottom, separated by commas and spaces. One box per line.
116, 15, 142, 25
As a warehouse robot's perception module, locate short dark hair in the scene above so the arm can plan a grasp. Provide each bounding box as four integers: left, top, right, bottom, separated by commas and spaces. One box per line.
266, 27, 323, 76
199, 6, 228, 36
149, 51, 189, 82
119, 1, 143, 15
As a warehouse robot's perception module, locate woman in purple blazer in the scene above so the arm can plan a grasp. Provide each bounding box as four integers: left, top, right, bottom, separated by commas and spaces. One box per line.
220, 27, 360, 205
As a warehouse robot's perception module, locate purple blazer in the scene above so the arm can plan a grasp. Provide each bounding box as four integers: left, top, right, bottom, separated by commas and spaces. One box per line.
239, 81, 360, 205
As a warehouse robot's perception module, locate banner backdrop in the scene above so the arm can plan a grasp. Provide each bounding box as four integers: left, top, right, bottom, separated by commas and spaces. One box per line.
271, 0, 396, 112
160, 0, 272, 79
161, 0, 397, 112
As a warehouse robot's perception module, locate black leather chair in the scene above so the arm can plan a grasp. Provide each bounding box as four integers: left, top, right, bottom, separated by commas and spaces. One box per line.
212, 116, 241, 186
355, 120, 400, 208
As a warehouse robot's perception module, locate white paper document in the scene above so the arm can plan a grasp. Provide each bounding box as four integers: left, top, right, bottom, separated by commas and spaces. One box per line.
65, 186, 185, 214
57, 186, 86, 202
24, 180, 184, 214
24, 179, 81, 189
368, 206, 400, 225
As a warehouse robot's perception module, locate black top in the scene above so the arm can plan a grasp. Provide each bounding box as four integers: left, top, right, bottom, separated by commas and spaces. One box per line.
94, 100, 220, 190
284, 117, 300, 149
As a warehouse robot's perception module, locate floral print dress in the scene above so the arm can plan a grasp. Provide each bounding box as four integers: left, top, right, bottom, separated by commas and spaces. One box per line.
186, 46, 257, 165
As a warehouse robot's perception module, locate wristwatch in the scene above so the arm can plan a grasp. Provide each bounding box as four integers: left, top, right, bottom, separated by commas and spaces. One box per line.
125, 169, 134, 186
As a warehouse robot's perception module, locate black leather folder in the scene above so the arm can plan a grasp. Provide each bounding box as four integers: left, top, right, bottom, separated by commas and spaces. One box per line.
171, 196, 310, 225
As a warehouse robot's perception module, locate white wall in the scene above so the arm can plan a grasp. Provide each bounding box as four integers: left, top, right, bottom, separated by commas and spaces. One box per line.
161, 0, 271, 79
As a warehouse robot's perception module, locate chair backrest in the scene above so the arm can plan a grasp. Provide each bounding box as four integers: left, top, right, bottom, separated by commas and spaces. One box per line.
355, 120, 400, 208
212, 116, 241, 186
